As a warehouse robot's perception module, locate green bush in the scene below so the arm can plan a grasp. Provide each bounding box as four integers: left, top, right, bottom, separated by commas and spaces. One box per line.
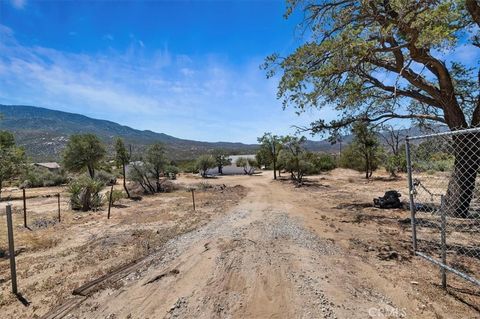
306, 153, 336, 173
20, 167, 69, 188
338, 144, 367, 171
164, 165, 180, 179
68, 176, 105, 211
95, 170, 116, 186
106, 189, 125, 205
176, 160, 197, 173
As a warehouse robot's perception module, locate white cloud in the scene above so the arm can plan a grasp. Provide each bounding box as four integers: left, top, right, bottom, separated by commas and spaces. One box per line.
0, 25, 315, 142
103, 34, 114, 41
9, 0, 26, 9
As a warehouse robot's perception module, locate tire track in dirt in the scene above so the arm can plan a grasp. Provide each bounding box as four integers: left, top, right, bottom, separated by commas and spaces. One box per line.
65, 174, 409, 319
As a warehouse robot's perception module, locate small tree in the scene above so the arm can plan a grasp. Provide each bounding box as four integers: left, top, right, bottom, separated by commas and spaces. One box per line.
63, 134, 106, 179
196, 155, 216, 178
0, 131, 26, 200
146, 143, 167, 191
255, 148, 271, 169
278, 136, 312, 185
340, 123, 381, 179
257, 133, 284, 180
235, 157, 258, 175
164, 165, 180, 179
115, 137, 131, 198
129, 143, 169, 193
211, 149, 231, 175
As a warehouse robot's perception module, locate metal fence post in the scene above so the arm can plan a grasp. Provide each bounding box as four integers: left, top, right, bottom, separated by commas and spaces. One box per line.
440, 195, 447, 289
57, 193, 61, 223
405, 137, 417, 252
22, 189, 27, 228
107, 184, 114, 219
6, 204, 18, 294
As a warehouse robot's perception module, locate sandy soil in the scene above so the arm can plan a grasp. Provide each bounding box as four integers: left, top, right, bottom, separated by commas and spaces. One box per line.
0, 180, 246, 318
1, 169, 479, 318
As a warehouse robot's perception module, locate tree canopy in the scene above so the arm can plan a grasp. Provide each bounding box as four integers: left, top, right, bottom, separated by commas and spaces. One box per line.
265, 0, 480, 133
211, 149, 231, 175
63, 133, 106, 179
0, 131, 26, 199
196, 155, 216, 178
115, 137, 131, 198
257, 132, 284, 179
339, 122, 382, 178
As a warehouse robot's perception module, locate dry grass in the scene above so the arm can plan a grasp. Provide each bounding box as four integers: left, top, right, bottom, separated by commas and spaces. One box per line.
0, 181, 246, 318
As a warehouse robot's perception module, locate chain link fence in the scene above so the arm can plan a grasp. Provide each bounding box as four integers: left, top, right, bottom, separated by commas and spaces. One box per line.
406, 127, 480, 288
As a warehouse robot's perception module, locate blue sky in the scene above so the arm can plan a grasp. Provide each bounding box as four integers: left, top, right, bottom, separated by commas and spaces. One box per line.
0, 0, 334, 143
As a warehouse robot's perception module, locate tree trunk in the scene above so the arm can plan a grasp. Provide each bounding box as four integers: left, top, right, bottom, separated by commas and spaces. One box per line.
444, 132, 480, 218
218, 165, 223, 175
122, 164, 130, 198
87, 166, 95, 179
273, 159, 277, 180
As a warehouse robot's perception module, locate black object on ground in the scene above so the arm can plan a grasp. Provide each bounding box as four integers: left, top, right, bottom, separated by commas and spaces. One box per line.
373, 190, 402, 209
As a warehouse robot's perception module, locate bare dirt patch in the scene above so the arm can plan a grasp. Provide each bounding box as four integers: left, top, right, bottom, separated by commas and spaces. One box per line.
1, 169, 479, 318
0, 182, 246, 318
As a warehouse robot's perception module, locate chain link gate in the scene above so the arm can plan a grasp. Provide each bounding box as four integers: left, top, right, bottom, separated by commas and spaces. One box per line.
406, 127, 480, 288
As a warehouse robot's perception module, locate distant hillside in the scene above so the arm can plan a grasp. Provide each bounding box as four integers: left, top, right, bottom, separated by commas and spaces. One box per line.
0, 105, 259, 161
0, 105, 447, 162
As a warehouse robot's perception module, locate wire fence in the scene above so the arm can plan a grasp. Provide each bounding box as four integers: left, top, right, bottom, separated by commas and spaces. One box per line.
406, 127, 480, 288
0, 189, 64, 229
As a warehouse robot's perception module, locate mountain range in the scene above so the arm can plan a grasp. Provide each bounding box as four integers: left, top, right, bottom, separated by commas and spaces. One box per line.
0, 105, 444, 162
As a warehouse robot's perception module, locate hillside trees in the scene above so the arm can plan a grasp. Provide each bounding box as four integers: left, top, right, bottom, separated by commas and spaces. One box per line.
0, 130, 26, 200
257, 133, 284, 180
266, 0, 480, 217
63, 134, 106, 179
115, 137, 131, 198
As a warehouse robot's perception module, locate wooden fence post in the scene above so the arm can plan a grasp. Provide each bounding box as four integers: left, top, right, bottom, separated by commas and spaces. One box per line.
6, 204, 18, 294
107, 184, 114, 219
23, 189, 27, 228
191, 189, 196, 211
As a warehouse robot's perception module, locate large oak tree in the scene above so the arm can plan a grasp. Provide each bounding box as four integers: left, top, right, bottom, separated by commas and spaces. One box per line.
266, 0, 480, 217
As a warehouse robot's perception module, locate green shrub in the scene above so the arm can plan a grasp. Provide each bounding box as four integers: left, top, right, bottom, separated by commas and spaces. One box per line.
68, 176, 105, 211
164, 165, 180, 179
306, 153, 336, 173
20, 167, 69, 188
106, 189, 125, 205
95, 170, 116, 185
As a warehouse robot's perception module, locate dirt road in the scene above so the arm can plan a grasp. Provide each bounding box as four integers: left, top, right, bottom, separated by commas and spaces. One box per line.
64, 171, 478, 319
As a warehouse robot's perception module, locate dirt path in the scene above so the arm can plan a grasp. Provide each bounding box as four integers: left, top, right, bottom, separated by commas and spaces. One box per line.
63, 172, 464, 319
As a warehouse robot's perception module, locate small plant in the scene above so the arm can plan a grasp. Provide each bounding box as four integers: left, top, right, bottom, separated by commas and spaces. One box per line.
68, 176, 105, 211
235, 157, 258, 175
196, 181, 213, 190
95, 170, 116, 186
165, 165, 180, 180
106, 189, 125, 206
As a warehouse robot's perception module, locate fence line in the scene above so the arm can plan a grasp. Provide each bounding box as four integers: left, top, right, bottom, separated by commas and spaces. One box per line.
406, 127, 480, 288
